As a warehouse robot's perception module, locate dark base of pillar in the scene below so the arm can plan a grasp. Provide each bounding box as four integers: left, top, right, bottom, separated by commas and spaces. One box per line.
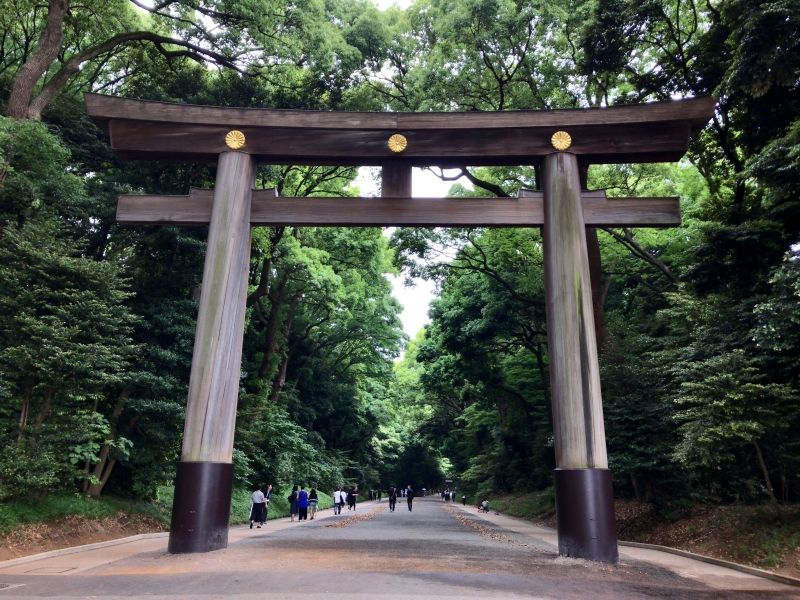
554, 468, 618, 563
168, 461, 233, 554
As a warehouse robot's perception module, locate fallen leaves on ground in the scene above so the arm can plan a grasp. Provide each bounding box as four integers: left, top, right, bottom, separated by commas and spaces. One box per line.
324, 507, 383, 528
443, 505, 527, 547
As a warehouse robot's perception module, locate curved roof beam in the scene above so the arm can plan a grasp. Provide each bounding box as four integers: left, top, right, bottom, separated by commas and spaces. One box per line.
85, 94, 715, 167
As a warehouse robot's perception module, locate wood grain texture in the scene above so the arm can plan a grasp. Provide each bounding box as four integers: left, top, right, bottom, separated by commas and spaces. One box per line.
86, 93, 714, 130
181, 152, 254, 463
117, 189, 680, 227
542, 152, 609, 470
86, 94, 715, 165
381, 163, 412, 197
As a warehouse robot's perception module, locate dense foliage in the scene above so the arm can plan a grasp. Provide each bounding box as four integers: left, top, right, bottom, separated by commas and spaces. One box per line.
0, 0, 798, 519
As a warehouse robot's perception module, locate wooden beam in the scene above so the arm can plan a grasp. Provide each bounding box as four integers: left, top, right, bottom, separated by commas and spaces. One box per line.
116, 188, 681, 227
86, 94, 715, 166
87, 93, 714, 131
382, 163, 412, 197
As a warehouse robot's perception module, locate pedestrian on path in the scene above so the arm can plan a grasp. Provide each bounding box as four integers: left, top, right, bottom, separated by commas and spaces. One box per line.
309, 487, 318, 519
406, 484, 414, 511
298, 485, 309, 520
249, 484, 266, 529
333, 487, 345, 514
347, 488, 357, 511
388, 486, 397, 512
264, 484, 273, 520
288, 485, 299, 522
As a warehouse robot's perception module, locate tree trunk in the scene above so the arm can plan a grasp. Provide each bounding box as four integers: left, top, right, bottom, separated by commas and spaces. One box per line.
33, 389, 53, 430
269, 295, 300, 403
17, 380, 33, 443
644, 480, 654, 502
86, 388, 130, 498
6, 0, 69, 119
257, 279, 288, 379
752, 439, 777, 503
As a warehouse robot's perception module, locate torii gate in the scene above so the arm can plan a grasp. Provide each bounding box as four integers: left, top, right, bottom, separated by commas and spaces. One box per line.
86, 93, 713, 563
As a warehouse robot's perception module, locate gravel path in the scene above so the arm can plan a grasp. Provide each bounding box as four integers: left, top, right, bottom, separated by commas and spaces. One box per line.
0, 497, 797, 599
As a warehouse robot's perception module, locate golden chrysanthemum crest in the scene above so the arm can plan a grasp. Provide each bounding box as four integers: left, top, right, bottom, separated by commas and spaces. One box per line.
551, 131, 572, 151
225, 130, 246, 150
387, 133, 408, 153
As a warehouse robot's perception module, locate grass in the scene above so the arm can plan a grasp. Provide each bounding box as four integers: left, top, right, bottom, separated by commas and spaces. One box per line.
0, 485, 336, 535
0, 492, 171, 535
488, 488, 556, 521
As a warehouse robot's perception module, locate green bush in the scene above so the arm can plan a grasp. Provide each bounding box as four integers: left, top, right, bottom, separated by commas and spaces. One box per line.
0, 442, 63, 501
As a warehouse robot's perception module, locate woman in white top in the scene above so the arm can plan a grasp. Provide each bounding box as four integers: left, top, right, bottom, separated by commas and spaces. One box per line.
249, 485, 266, 528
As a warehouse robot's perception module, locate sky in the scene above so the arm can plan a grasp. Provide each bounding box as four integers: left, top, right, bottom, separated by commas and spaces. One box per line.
358, 0, 464, 340
375, 0, 413, 8
355, 167, 467, 339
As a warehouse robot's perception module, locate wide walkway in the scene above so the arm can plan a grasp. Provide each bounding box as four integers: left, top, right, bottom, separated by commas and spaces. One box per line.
0, 498, 797, 599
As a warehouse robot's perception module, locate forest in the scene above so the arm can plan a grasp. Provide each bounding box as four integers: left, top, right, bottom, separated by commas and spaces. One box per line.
0, 0, 798, 532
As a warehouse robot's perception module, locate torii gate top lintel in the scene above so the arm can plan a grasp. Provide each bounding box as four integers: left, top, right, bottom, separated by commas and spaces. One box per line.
85, 93, 714, 167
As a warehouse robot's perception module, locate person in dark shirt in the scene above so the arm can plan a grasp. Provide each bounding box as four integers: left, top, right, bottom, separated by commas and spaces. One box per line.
388, 486, 397, 512
406, 485, 415, 511
309, 487, 318, 519
288, 485, 299, 522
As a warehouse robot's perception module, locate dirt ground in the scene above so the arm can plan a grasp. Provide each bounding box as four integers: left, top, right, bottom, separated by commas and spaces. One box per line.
501, 498, 800, 580
0, 512, 166, 561
616, 501, 800, 580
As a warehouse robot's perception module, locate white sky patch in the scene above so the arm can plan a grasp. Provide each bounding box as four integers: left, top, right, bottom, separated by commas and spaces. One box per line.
356, 167, 469, 339
374, 0, 413, 9
389, 275, 437, 339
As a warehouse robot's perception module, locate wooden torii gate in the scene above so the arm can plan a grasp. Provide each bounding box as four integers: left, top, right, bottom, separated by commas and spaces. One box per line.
86, 94, 713, 563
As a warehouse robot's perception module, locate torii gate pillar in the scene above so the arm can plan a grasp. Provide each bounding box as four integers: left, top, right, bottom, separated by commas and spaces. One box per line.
168, 151, 255, 553
543, 151, 617, 562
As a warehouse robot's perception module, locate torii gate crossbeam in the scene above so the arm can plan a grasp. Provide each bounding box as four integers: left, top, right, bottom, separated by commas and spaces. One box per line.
86, 94, 713, 564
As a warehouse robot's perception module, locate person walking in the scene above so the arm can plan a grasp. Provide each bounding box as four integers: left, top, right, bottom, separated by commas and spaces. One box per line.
406, 484, 415, 512
334, 487, 345, 514
288, 485, 299, 522
346, 488, 357, 511
249, 484, 266, 529
298, 485, 309, 520
309, 487, 318, 519
264, 483, 273, 520
388, 486, 397, 512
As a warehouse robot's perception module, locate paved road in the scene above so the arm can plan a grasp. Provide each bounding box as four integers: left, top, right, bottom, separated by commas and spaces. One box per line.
0, 498, 797, 599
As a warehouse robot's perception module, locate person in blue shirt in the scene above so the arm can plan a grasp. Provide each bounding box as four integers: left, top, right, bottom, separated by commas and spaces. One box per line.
298, 485, 310, 520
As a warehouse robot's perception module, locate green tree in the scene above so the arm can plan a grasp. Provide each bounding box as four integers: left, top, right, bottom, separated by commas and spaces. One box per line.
0, 118, 138, 498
